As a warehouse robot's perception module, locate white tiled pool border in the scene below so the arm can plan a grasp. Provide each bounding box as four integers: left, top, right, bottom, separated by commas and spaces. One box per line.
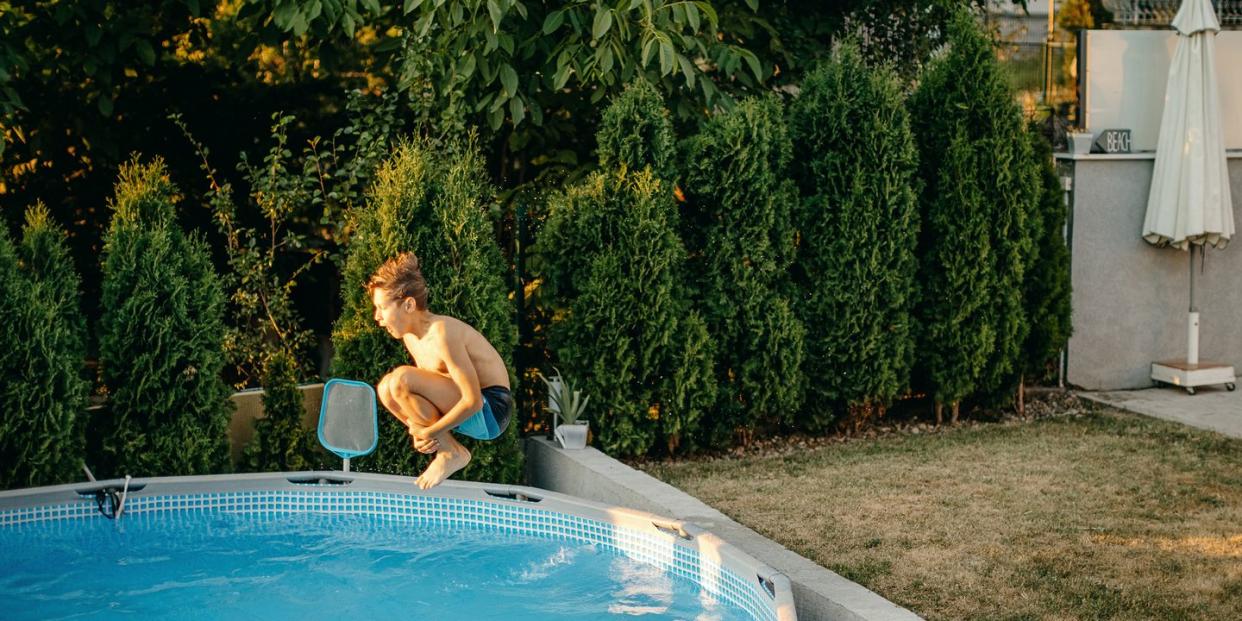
0, 472, 794, 621
525, 438, 923, 621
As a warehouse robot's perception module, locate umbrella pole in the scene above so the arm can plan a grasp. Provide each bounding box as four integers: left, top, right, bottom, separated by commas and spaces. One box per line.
1187, 247, 1199, 366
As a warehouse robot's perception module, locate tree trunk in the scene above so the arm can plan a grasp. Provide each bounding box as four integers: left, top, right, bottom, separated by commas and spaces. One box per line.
950, 401, 960, 425
935, 401, 943, 427
1017, 374, 1026, 416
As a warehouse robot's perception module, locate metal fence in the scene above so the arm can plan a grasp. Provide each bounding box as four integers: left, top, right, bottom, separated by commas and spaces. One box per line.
1102, 0, 1242, 27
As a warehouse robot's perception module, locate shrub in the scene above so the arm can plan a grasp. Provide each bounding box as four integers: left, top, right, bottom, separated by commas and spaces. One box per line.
596, 80, 677, 183
0, 205, 90, 488
177, 112, 327, 471
538, 84, 714, 456
787, 42, 920, 430
96, 158, 232, 476
1021, 127, 1072, 383
908, 11, 1037, 420
539, 169, 715, 456
244, 350, 325, 472
176, 112, 323, 390
539, 82, 715, 456
331, 137, 522, 483
680, 95, 805, 444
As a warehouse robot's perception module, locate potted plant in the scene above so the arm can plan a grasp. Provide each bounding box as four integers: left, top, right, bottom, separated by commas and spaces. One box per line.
540, 368, 591, 449
1068, 127, 1094, 154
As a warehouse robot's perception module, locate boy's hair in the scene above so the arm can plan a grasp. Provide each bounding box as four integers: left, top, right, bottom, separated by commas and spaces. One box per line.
367, 252, 429, 310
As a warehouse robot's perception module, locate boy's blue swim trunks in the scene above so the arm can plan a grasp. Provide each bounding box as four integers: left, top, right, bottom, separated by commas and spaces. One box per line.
453, 386, 512, 440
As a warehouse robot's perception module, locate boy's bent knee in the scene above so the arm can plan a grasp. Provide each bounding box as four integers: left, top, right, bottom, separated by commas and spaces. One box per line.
384, 366, 418, 396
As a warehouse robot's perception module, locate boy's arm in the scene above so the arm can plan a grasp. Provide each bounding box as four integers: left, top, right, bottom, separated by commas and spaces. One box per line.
416, 326, 482, 439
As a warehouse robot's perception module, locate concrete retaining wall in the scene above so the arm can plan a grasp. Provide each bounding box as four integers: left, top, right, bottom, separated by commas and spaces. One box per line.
1059, 152, 1242, 390
226, 383, 325, 466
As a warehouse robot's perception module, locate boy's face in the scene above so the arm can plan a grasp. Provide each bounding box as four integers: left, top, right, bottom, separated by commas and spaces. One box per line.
372, 288, 415, 338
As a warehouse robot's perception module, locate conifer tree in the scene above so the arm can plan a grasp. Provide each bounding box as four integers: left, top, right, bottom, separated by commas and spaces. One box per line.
96, 158, 232, 476
1021, 128, 1072, 386
681, 95, 805, 444
245, 350, 324, 472
332, 137, 522, 483
788, 42, 920, 430
0, 205, 90, 488
597, 80, 677, 182
538, 81, 715, 456
908, 11, 1037, 423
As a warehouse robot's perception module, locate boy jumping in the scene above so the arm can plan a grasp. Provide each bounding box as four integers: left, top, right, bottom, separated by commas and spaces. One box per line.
367, 252, 512, 489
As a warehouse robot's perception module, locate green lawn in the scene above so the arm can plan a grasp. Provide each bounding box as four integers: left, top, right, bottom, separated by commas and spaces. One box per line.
640, 400, 1242, 621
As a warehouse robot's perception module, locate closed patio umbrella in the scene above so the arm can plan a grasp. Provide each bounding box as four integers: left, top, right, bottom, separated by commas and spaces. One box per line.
1143, 0, 1237, 394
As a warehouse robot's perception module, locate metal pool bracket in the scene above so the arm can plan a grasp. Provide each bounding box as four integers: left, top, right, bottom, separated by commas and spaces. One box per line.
286, 474, 354, 486
485, 489, 543, 503
757, 573, 776, 598
651, 520, 693, 540
76, 476, 139, 520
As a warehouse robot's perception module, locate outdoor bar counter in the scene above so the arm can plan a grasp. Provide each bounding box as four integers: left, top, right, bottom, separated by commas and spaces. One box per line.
1057, 151, 1242, 390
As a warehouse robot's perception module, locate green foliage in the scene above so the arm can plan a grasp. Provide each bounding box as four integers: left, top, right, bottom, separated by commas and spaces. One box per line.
332, 137, 522, 483
245, 350, 326, 471
680, 95, 805, 443
175, 112, 325, 389
304, 89, 405, 247
96, 158, 233, 477
787, 42, 920, 428
539, 368, 590, 426
837, 0, 973, 82
908, 10, 1036, 405
0, 205, 90, 489
387, 0, 767, 136
597, 80, 678, 182
538, 87, 715, 456
0, 1, 203, 159
1021, 128, 1072, 382
249, 0, 383, 39
538, 170, 716, 456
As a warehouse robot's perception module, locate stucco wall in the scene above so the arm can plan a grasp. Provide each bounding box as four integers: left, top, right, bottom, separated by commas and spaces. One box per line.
1060, 153, 1242, 390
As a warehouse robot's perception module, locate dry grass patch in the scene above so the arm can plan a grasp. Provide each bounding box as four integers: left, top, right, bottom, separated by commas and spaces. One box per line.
639, 400, 1242, 621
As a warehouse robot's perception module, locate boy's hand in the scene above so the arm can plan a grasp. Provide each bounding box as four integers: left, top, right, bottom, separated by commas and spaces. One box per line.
408, 425, 439, 454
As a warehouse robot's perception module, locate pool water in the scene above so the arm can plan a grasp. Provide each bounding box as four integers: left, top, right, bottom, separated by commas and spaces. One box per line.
0, 510, 753, 620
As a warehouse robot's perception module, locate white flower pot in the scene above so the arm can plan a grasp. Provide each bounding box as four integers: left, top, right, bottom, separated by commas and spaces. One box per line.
1070, 132, 1094, 154
554, 422, 589, 450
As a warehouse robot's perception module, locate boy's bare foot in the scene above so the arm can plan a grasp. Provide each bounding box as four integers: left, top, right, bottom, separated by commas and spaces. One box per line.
415, 440, 470, 489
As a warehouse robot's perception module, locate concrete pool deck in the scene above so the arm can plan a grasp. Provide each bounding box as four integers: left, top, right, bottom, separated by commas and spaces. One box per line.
1082, 385, 1242, 439
526, 438, 922, 621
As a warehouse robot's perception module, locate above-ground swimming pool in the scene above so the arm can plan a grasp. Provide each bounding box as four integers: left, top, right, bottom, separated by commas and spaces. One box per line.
0, 473, 795, 620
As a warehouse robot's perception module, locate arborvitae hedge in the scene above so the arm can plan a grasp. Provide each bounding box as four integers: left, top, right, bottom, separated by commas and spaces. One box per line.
908, 11, 1036, 416
596, 80, 677, 183
788, 42, 920, 429
539, 169, 715, 456
680, 95, 805, 444
539, 84, 714, 457
0, 205, 89, 489
245, 350, 324, 472
331, 137, 522, 483
1021, 128, 1072, 382
96, 159, 232, 477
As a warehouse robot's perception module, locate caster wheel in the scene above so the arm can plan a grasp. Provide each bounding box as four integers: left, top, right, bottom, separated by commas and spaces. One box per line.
1227, 383, 1237, 392
1185, 387, 1196, 396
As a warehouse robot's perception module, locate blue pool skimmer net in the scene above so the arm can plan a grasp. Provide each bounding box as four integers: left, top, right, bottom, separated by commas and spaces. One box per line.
317, 379, 379, 472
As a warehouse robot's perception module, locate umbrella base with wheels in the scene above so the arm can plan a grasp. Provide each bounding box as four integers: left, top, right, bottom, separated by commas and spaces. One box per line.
1151, 360, 1237, 395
